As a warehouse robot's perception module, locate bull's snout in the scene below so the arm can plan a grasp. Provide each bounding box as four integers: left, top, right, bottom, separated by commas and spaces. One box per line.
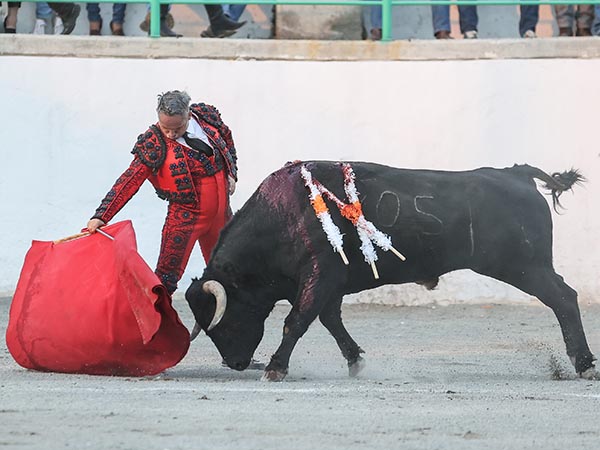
225, 358, 250, 371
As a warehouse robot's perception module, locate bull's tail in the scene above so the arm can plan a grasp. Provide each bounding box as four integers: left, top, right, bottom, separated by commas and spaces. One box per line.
517, 164, 585, 212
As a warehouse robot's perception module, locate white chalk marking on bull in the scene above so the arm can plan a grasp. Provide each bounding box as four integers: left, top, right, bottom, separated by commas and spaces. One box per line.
302, 163, 406, 279
414, 195, 444, 235
300, 166, 349, 265
340, 163, 406, 261
376, 190, 401, 227
468, 203, 475, 257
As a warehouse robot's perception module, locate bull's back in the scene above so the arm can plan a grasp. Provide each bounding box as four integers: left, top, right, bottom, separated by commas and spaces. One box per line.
224, 162, 554, 290
290, 162, 553, 278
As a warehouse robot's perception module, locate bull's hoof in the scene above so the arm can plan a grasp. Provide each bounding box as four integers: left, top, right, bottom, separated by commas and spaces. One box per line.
348, 356, 366, 378
579, 367, 600, 380
247, 359, 266, 371
261, 369, 287, 382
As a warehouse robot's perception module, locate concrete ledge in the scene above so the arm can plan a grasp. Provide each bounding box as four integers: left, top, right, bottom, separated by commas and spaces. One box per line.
2, 34, 600, 61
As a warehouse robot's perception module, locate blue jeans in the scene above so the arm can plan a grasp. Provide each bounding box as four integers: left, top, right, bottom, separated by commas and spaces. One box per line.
86, 3, 127, 24
431, 5, 478, 34
223, 4, 246, 21
593, 5, 600, 36
36, 2, 54, 20
364, 1, 382, 30
519, 5, 539, 36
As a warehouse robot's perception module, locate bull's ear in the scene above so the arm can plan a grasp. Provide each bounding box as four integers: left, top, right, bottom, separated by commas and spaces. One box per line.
185, 278, 204, 302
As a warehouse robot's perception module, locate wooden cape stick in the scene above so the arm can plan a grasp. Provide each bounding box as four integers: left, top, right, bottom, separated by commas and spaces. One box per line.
53, 228, 114, 244
53, 231, 90, 244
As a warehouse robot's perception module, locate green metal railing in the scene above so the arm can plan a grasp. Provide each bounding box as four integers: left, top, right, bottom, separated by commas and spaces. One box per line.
17, 0, 599, 40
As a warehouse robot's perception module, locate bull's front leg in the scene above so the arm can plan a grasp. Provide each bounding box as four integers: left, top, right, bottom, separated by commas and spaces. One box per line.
263, 268, 342, 381
262, 309, 316, 381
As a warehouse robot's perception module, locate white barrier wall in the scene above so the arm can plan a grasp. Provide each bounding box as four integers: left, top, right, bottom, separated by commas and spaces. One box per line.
1, 54, 599, 304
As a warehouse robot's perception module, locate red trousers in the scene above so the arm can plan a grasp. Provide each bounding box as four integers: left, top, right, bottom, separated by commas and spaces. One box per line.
155, 170, 229, 294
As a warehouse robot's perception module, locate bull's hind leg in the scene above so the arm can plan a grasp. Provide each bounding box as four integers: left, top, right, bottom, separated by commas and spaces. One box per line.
319, 297, 366, 377
499, 267, 597, 378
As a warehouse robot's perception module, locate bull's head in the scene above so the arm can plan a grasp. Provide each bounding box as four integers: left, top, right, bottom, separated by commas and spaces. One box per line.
185, 278, 265, 371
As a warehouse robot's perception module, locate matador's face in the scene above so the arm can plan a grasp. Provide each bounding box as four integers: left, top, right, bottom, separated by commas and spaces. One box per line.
157, 111, 190, 140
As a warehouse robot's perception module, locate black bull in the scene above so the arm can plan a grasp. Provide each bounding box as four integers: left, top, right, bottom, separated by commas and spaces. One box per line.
186, 161, 598, 381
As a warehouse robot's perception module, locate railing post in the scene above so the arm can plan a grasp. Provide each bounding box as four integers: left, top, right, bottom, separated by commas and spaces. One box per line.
381, 0, 393, 41
150, 0, 161, 38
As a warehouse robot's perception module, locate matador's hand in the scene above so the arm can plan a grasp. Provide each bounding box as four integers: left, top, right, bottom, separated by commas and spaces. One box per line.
87, 218, 106, 233
228, 175, 236, 195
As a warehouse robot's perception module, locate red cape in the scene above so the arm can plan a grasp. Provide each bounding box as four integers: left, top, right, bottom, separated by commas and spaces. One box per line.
6, 220, 190, 376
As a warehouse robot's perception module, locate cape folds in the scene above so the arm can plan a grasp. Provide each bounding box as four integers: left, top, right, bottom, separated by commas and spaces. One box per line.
6, 220, 190, 376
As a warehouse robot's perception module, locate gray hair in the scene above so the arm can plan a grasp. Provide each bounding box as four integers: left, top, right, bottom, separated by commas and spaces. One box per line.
156, 90, 191, 116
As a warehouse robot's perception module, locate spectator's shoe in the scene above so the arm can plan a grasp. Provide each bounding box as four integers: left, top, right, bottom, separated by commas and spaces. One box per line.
221, 359, 266, 370
3, 16, 16, 33
370, 28, 382, 41
157, 19, 182, 37
576, 28, 592, 37
110, 21, 125, 36
139, 12, 174, 32
54, 17, 64, 35
558, 27, 573, 37
211, 16, 246, 38
522, 30, 537, 38
89, 19, 102, 36
434, 30, 452, 39
463, 30, 478, 39
33, 18, 46, 35
59, 4, 80, 35
200, 26, 237, 38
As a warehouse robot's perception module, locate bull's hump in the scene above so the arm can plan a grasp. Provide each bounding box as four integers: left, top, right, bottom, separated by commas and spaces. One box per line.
257, 164, 305, 210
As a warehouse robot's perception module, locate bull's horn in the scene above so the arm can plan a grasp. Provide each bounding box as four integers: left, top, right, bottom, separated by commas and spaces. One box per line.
190, 322, 201, 341
203, 280, 227, 331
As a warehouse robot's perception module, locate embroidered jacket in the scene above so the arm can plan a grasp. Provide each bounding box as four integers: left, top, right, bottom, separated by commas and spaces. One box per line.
92, 103, 237, 223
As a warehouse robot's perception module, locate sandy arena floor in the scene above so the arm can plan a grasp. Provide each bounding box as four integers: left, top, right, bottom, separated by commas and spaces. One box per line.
1, 297, 599, 450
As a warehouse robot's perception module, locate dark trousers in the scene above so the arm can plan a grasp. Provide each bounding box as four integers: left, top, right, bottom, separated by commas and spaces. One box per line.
159, 4, 226, 24
47, 2, 77, 17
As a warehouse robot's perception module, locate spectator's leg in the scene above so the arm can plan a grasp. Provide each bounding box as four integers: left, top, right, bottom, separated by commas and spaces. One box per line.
36, 2, 54, 19
574, 4, 593, 36
3, 2, 20, 33
554, 4, 574, 36
33, 2, 53, 34
157, 4, 180, 37
431, 5, 451, 39
203, 5, 246, 38
458, 5, 478, 37
593, 5, 600, 36
139, 4, 173, 33
519, 4, 539, 37
362, 0, 382, 41
48, 2, 81, 35
110, 3, 126, 35
224, 4, 247, 22
86, 3, 102, 35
